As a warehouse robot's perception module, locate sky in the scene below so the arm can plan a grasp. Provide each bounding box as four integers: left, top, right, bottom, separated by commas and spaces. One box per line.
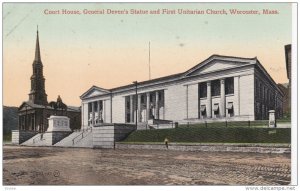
3, 2, 292, 107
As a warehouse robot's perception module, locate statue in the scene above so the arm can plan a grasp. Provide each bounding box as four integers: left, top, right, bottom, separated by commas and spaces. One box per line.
49, 95, 67, 115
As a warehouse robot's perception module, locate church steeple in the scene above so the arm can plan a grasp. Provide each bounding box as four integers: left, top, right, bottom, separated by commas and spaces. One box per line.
34, 26, 41, 62
28, 27, 48, 105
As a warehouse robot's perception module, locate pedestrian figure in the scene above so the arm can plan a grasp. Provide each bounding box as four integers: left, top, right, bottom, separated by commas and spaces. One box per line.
164, 137, 169, 149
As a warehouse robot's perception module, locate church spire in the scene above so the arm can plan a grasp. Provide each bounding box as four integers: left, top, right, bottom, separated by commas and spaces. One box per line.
29, 26, 48, 105
34, 25, 41, 62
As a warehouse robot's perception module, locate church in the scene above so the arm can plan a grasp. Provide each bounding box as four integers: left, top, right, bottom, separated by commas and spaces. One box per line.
80, 54, 284, 129
18, 29, 81, 132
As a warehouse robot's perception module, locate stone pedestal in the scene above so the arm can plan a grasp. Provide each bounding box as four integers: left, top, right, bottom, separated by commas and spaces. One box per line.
47, 116, 71, 132
45, 116, 72, 145
268, 110, 276, 128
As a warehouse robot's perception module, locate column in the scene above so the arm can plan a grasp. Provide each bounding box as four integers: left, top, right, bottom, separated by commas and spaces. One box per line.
18, 115, 20, 130
97, 100, 100, 123
234, 76, 240, 116
137, 94, 141, 122
207, 81, 212, 118
25, 109, 28, 130
81, 103, 84, 129
33, 112, 36, 131
130, 96, 134, 123
146, 93, 150, 121
220, 79, 226, 117
155, 91, 159, 119
92, 102, 95, 126
103, 100, 106, 123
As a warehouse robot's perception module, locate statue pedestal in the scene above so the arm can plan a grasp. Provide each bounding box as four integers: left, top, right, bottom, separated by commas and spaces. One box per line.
45, 116, 71, 145
47, 115, 71, 132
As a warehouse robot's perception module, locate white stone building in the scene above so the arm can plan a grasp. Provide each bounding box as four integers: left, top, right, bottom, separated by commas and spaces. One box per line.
80, 55, 284, 129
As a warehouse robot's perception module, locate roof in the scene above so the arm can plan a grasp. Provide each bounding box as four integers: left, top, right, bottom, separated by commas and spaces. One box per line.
82, 54, 283, 99
19, 101, 80, 112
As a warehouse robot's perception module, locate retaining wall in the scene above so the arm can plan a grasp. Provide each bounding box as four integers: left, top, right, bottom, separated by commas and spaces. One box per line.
93, 124, 136, 148
11, 130, 37, 144
116, 143, 291, 154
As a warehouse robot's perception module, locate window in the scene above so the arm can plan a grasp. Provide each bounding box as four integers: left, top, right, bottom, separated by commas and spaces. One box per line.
158, 92, 162, 101
227, 102, 234, 117
99, 101, 103, 111
211, 80, 220, 96
225, 78, 234, 95
126, 113, 130, 123
200, 105, 206, 117
94, 102, 98, 111
213, 104, 219, 115
88, 103, 92, 113
150, 94, 153, 102
141, 95, 145, 104
126, 100, 130, 109
199, 82, 207, 98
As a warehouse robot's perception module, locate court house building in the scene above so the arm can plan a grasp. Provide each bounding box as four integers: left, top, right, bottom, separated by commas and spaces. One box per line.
80, 55, 284, 129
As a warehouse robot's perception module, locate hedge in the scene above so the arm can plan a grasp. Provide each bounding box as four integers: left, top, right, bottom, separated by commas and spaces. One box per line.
123, 127, 290, 144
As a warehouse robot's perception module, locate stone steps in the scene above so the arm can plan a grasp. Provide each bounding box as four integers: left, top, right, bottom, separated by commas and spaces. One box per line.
21, 133, 47, 146
54, 130, 93, 148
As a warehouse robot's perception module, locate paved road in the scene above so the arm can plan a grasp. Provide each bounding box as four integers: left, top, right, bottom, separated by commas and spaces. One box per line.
3, 145, 291, 185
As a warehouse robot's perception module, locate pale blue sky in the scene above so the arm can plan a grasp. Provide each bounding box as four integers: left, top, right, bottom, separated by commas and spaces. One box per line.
3, 3, 293, 106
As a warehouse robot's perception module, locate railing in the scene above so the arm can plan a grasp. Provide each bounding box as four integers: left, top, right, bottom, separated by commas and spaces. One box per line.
33, 133, 44, 144
176, 120, 270, 128
72, 127, 92, 145
145, 120, 276, 130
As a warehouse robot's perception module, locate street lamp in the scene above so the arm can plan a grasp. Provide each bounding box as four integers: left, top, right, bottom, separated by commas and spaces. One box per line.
132, 81, 138, 130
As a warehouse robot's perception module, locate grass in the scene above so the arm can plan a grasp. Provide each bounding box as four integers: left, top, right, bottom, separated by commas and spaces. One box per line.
3, 133, 11, 143
123, 127, 291, 144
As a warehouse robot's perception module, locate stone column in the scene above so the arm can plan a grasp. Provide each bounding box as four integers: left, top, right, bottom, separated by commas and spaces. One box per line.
137, 94, 141, 122
92, 102, 95, 126
33, 112, 36, 131
102, 100, 105, 123
207, 81, 212, 118
130, 96, 134, 123
18, 115, 21, 130
155, 91, 159, 119
97, 100, 100, 124
81, 103, 84, 129
220, 79, 226, 117
146, 93, 150, 121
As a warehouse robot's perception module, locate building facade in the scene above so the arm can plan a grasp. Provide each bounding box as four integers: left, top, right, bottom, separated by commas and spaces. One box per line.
80, 55, 284, 129
285, 44, 291, 114
18, 29, 81, 132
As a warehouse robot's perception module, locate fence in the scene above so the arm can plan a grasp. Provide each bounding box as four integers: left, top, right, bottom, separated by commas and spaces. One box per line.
148, 120, 271, 130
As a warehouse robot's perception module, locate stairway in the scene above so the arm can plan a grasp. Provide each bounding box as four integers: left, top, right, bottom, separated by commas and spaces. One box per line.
54, 129, 93, 148
21, 133, 48, 146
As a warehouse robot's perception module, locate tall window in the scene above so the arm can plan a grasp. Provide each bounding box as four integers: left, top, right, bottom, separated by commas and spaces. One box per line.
211, 80, 220, 97
99, 101, 103, 111
141, 95, 145, 104
225, 77, 234, 95
158, 92, 162, 101
88, 103, 92, 113
199, 82, 207, 98
94, 101, 98, 111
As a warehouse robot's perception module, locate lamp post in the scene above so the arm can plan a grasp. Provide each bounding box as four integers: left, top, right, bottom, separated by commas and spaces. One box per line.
133, 81, 138, 130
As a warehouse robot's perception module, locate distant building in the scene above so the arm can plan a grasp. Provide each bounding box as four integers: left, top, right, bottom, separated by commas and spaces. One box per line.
277, 83, 289, 115
80, 55, 284, 129
285, 44, 291, 113
18, 29, 81, 132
